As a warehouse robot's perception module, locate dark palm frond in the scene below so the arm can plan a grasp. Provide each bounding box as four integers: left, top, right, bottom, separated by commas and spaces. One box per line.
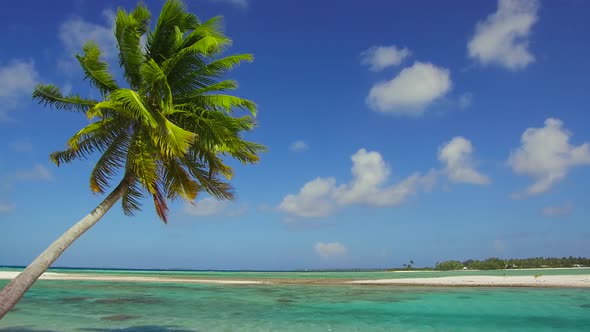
125, 129, 159, 195
121, 176, 144, 215
166, 54, 251, 96
162, 158, 200, 201
33, 84, 97, 113
152, 182, 169, 223
147, 0, 192, 64
182, 156, 235, 200
89, 131, 130, 193
76, 42, 119, 96
130, 3, 151, 35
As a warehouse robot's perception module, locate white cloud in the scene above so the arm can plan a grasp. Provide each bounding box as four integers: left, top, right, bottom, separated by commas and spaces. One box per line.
541, 202, 572, 217
278, 149, 433, 218
278, 177, 337, 218
361, 45, 411, 72
0, 60, 39, 110
315, 242, 347, 258
334, 149, 429, 206
59, 10, 117, 63
438, 137, 490, 185
14, 164, 53, 182
207, 0, 248, 8
290, 140, 309, 152
0, 201, 15, 214
468, 0, 539, 70
366, 61, 452, 116
508, 118, 590, 196
183, 197, 246, 217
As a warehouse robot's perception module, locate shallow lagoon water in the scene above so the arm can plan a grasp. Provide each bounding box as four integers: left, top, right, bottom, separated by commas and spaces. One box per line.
1, 275, 590, 332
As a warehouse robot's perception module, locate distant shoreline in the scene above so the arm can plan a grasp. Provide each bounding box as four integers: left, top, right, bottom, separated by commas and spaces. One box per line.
393, 267, 590, 273
1, 271, 589, 288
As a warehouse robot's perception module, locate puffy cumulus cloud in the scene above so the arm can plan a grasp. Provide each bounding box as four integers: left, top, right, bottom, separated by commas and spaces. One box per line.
333, 149, 431, 206
0, 201, 15, 214
366, 62, 452, 116
508, 118, 590, 196
315, 242, 347, 258
361, 45, 411, 72
59, 10, 117, 62
541, 202, 572, 217
290, 140, 309, 152
278, 149, 434, 219
0, 60, 39, 111
468, 0, 539, 70
183, 197, 246, 217
438, 137, 490, 185
278, 177, 337, 218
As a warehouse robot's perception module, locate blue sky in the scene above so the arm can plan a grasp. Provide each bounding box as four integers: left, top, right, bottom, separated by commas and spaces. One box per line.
1, 0, 589, 270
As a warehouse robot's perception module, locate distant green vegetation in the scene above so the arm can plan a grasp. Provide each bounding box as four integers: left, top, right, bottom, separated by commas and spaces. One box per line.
435, 257, 589, 271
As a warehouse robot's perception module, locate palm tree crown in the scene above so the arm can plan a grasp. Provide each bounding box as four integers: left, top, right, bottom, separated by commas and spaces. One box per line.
32, 0, 264, 223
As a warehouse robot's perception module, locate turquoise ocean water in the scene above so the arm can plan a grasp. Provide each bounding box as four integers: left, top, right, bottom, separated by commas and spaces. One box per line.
1, 269, 590, 331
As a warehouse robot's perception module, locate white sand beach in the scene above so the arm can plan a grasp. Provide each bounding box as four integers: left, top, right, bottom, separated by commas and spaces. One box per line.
0, 271, 263, 285
2, 271, 590, 287
349, 275, 590, 287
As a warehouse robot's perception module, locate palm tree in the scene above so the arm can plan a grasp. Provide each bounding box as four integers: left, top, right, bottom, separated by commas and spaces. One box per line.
0, 0, 264, 318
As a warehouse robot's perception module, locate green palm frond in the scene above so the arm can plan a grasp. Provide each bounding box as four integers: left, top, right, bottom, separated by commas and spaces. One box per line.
182, 16, 226, 47
115, 9, 146, 88
130, 3, 151, 35
125, 130, 159, 195
147, 0, 194, 63
177, 94, 256, 115
141, 59, 172, 107
106, 89, 158, 127
42, 0, 264, 224
179, 154, 234, 200
89, 132, 130, 193
33, 84, 97, 113
193, 80, 238, 94
50, 118, 122, 166
197, 54, 253, 77
152, 116, 196, 158
76, 42, 119, 95
121, 176, 144, 215
165, 57, 209, 95
161, 35, 230, 78
162, 158, 200, 201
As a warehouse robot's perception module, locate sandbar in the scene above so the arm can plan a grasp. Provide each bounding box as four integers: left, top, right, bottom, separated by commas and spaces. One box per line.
1, 271, 589, 287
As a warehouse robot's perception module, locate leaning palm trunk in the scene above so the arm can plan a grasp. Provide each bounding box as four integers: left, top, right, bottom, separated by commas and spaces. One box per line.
0, 179, 129, 319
